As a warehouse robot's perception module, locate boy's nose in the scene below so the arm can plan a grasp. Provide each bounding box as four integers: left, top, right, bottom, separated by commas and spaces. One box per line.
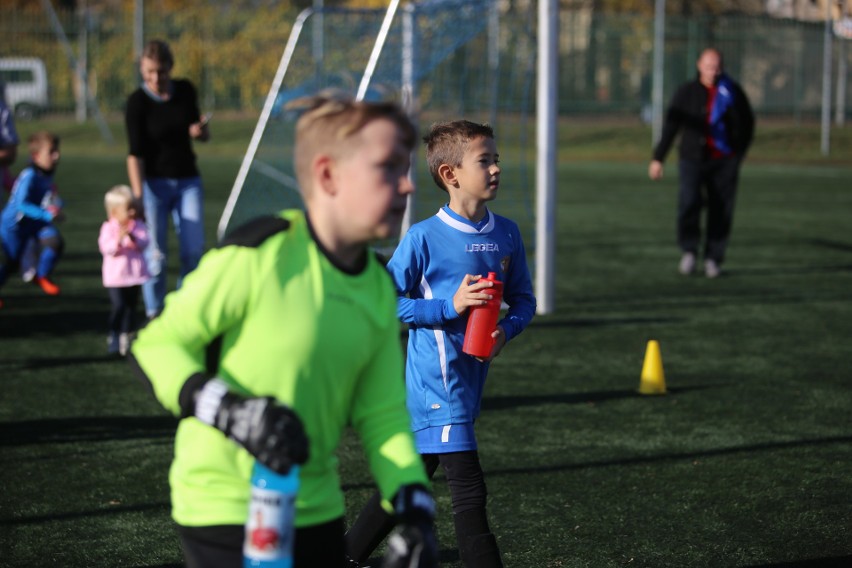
399, 175, 415, 195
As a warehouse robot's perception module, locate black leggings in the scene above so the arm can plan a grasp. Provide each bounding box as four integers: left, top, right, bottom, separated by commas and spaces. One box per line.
177, 517, 347, 568
346, 451, 492, 563
106, 285, 141, 335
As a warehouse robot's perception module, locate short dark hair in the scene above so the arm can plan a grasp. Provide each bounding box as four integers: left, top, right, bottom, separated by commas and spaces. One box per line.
423, 120, 494, 192
28, 130, 59, 155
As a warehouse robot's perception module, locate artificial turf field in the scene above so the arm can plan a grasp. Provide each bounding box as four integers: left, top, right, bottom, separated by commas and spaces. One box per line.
0, 119, 850, 567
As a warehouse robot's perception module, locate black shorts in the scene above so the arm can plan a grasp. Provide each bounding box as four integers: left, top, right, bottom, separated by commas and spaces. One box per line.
177, 516, 347, 568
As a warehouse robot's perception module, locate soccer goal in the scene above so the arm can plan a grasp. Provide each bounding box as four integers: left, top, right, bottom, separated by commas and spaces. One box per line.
218, 0, 551, 310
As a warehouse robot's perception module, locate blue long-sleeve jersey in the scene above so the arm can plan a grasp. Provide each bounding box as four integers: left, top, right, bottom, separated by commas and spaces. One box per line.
0, 165, 55, 229
387, 206, 536, 431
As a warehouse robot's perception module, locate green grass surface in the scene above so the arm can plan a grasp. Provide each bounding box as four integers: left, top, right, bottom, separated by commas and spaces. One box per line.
1, 120, 851, 567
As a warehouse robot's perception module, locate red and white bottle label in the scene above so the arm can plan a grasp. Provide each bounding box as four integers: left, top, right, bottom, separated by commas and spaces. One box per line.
243, 486, 295, 561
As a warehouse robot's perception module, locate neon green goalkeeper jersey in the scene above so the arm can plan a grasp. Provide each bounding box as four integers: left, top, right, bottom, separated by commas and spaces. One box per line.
130, 210, 427, 528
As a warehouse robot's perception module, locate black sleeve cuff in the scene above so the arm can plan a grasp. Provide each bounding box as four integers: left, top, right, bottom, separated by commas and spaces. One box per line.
178, 373, 210, 419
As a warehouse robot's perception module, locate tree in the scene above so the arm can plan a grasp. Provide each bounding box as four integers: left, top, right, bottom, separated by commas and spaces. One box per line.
572, 0, 766, 16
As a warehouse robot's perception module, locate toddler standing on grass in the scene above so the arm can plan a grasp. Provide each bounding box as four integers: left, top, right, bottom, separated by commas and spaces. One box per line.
98, 184, 149, 356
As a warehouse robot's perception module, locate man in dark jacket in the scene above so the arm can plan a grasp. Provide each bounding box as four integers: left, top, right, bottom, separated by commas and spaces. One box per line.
649, 48, 755, 278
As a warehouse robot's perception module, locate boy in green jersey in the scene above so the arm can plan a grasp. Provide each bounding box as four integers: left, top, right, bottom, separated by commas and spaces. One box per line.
129, 95, 437, 568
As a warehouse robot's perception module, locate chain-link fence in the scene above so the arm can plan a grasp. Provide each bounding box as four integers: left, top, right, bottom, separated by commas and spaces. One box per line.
1, 3, 850, 122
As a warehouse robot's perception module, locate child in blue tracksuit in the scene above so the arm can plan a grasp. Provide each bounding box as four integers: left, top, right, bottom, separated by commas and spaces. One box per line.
346, 120, 536, 568
0, 131, 64, 305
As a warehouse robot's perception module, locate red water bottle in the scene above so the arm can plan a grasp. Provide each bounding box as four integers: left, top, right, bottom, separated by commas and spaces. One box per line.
462, 272, 503, 358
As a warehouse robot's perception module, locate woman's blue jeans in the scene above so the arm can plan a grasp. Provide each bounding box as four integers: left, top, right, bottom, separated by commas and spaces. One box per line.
142, 176, 204, 317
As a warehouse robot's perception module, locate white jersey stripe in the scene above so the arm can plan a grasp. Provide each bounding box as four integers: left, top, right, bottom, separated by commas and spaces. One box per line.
420, 274, 450, 393
436, 207, 495, 233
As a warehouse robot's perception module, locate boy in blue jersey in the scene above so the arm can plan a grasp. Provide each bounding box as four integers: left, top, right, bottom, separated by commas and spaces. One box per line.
0, 131, 64, 306
346, 120, 536, 567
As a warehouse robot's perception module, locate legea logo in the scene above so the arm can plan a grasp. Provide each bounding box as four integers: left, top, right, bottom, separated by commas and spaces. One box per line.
465, 243, 499, 252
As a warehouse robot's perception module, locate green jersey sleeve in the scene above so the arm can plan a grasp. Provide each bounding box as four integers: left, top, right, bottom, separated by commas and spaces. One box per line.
131, 245, 253, 414
351, 319, 428, 501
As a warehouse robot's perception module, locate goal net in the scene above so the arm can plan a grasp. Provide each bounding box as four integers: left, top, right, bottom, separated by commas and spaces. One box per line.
218, 0, 537, 261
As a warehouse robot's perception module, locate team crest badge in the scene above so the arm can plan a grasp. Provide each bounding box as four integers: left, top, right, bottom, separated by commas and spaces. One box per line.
500, 256, 510, 273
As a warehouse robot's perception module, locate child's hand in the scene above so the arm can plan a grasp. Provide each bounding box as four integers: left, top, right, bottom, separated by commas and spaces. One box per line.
475, 325, 507, 363
48, 206, 65, 223
453, 274, 495, 316
130, 200, 145, 222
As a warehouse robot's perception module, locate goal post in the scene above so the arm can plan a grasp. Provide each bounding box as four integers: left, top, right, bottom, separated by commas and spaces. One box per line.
217, 0, 556, 314
216, 9, 314, 241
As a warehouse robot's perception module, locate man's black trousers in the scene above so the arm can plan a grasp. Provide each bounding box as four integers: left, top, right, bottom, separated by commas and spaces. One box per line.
677, 156, 741, 263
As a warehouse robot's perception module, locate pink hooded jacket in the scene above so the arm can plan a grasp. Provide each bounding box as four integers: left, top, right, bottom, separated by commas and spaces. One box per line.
98, 218, 150, 287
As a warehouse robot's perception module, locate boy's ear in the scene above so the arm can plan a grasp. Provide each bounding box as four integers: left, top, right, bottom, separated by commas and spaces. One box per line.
437, 163, 457, 188
313, 154, 337, 197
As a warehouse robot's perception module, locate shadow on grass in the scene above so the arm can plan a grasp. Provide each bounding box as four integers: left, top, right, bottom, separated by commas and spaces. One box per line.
807, 238, 852, 253
743, 556, 852, 567
0, 415, 178, 446
559, 285, 852, 314
2, 354, 127, 369
366, 549, 460, 567
0, 501, 170, 526
481, 385, 714, 411
486, 435, 852, 478
530, 316, 686, 329
725, 263, 852, 277
0, 304, 109, 337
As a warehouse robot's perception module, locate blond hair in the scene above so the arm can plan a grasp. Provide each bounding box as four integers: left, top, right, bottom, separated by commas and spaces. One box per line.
104, 184, 134, 217
291, 93, 416, 196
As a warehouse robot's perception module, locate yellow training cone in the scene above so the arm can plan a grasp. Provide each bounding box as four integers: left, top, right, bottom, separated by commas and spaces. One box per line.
638, 339, 667, 395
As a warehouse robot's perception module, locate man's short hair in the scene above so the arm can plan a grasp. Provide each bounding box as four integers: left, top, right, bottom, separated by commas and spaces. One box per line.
28, 130, 59, 155
291, 93, 417, 197
422, 120, 494, 192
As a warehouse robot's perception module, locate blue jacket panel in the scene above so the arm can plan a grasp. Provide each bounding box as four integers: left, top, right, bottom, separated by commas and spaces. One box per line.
1, 166, 55, 230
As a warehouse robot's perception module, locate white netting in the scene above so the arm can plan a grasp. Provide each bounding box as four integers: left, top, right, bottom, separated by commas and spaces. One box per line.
219, 0, 536, 256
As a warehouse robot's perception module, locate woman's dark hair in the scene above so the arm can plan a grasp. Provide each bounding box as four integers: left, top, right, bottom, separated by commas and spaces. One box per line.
142, 40, 174, 69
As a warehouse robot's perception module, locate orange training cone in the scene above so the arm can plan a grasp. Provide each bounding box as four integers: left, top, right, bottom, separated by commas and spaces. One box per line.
638, 339, 667, 395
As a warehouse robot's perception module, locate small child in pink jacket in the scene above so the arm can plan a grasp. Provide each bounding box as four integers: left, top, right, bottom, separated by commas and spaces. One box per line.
98, 184, 150, 356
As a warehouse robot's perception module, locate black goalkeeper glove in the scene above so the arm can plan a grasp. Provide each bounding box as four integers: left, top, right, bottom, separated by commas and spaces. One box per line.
382, 484, 438, 568
190, 377, 309, 474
